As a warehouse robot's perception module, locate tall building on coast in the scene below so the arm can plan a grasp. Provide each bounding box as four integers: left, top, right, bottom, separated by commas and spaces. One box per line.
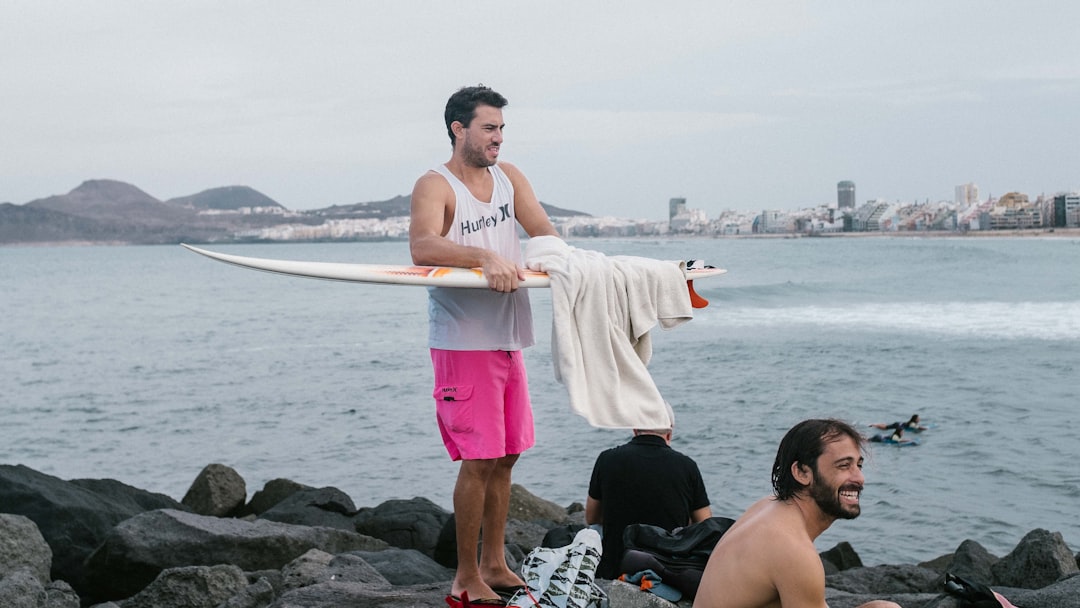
955, 183, 980, 205
838, 181, 855, 209
669, 197, 687, 219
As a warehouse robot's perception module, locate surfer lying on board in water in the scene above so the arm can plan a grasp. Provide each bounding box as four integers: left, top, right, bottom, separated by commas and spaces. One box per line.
869, 427, 917, 445
409, 84, 560, 607
869, 413, 928, 432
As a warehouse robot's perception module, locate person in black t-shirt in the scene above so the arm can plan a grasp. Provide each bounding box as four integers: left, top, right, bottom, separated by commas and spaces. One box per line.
586, 421, 712, 579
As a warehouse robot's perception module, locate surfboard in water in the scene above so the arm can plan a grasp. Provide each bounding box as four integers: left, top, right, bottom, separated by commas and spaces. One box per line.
180, 244, 727, 307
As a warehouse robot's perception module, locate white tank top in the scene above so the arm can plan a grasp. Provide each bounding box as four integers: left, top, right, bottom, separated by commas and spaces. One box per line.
426, 164, 534, 351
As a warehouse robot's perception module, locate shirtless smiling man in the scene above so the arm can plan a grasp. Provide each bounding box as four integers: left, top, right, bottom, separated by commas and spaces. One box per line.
694, 419, 902, 608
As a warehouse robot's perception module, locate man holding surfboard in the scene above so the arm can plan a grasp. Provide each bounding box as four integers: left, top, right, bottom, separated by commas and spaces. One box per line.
410, 85, 560, 606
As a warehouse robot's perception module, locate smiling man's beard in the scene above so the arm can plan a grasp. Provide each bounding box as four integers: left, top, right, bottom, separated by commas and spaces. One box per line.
809, 475, 861, 520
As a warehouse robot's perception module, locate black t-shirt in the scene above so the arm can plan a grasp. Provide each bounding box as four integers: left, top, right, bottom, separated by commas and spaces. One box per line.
587, 434, 711, 579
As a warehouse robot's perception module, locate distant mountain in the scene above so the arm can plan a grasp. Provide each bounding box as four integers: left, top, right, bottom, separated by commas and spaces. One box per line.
312, 195, 411, 219
166, 186, 284, 211
310, 194, 590, 220
0, 202, 126, 243
26, 179, 195, 226
1, 179, 591, 245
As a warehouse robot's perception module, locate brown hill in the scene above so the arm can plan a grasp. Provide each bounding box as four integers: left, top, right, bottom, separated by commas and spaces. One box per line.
26, 179, 196, 227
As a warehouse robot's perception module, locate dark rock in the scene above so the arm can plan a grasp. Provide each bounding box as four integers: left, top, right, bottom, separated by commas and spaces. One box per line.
0, 513, 53, 584
242, 479, 313, 516
218, 577, 277, 608
431, 513, 522, 573
353, 497, 451, 557
540, 523, 586, 549
280, 549, 388, 590
433, 514, 458, 567
607, 579, 688, 607
348, 549, 454, 585
0, 464, 175, 595
69, 478, 187, 513
508, 484, 569, 524
244, 569, 285, 595
82, 508, 388, 602
820, 541, 863, 572
121, 564, 248, 608
258, 487, 358, 530
990, 528, 1079, 589
505, 518, 551, 553
0, 568, 47, 607
938, 539, 998, 587
44, 579, 80, 608
998, 573, 1080, 608
268, 580, 449, 608
182, 464, 247, 517
826, 564, 940, 594
0, 572, 79, 608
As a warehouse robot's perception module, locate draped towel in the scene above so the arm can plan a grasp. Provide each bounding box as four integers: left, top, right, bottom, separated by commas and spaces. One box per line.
524, 236, 693, 429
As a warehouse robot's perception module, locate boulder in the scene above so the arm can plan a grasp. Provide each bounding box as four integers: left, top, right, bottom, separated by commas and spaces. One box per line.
820, 541, 863, 572
280, 549, 388, 590
505, 518, 551, 554
0, 464, 181, 594
938, 539, 998, 587
996, 573, 1080, 608
348, 549, 454, 585
267, 580, 449, 608
218, 577, 276, 608
825, 564, 940, 594
242, 478, 313, 516
353, 497, 451, 557
69, 477, 186, 512
990, 528, 1078, 589
259, 487, 358, 530
82, 508, 388, 602
0, 568, 46, 608
431, 514, 522, 572
181, 463, 247, 517
44, 580, 80, 608
508, 484, 569, 524
0, 513, 53, 584
606, 579, 687, 607
0, 570, 79, 608
120, 564, 248, 608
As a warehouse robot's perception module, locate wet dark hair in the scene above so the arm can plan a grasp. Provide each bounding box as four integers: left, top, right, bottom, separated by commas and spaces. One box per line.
444, 85, 508, 146
771, 418, 865, 501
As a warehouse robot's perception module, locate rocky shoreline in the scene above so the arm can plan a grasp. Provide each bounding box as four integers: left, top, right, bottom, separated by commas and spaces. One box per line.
2, 463, 1077, 608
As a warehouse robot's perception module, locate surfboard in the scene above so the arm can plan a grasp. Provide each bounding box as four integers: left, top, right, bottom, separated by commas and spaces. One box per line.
181, 244, 727, 307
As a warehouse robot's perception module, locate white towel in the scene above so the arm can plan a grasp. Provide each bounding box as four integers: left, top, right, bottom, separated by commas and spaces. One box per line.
524, 236, 693, 429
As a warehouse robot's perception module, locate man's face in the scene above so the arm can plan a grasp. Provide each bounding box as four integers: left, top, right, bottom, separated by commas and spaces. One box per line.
458, 104, 504, 168
808, 435, 865, 520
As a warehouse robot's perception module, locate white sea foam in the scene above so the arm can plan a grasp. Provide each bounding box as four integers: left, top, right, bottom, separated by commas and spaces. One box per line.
706, 301, 1080, 340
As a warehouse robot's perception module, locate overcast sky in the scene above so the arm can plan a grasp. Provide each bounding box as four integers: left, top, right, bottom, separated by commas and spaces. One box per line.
3, 1, 1078, 219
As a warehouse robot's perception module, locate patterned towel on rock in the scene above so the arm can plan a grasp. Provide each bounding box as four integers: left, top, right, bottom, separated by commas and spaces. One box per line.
507, 528, 607, 608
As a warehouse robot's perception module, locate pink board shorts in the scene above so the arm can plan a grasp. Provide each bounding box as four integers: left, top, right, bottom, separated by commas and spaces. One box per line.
430, 348, 535, 461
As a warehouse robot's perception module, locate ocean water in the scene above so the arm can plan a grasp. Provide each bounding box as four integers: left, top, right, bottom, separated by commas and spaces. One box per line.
2, 236, 1078, 566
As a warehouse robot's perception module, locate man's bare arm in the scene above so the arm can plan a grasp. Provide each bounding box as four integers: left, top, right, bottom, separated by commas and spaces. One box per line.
408, 171, 521, 292
585, 496, 603, 525
691, 506, 713, 523
773, 543, 830, 608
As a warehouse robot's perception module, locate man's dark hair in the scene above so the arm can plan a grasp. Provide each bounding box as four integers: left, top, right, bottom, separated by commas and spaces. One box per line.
771, 418, 865, 501
444, 85, 508, 146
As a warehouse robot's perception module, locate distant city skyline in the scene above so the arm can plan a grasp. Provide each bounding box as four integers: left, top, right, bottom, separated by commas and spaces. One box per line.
2, 3, 1078, 218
